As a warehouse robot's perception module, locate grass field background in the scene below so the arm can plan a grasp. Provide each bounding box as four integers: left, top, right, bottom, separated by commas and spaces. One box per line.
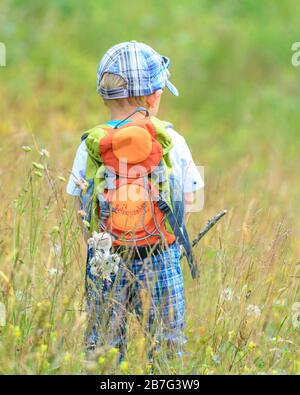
0, 0, 299, 374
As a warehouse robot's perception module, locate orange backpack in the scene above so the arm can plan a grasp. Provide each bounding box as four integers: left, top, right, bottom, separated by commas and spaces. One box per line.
80, 110, 195, 273
96, 117, 176, 247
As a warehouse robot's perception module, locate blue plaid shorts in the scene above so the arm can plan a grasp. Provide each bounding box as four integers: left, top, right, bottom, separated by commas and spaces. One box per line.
85, 243, 185, 355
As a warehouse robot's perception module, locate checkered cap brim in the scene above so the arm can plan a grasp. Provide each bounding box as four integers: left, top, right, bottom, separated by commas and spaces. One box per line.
96, 41, 179, 99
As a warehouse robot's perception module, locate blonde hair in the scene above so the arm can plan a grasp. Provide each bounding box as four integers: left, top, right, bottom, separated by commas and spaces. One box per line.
99, 73, 148, 108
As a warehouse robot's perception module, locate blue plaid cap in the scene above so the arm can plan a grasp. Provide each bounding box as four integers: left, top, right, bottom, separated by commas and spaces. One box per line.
96, 41, 179, 99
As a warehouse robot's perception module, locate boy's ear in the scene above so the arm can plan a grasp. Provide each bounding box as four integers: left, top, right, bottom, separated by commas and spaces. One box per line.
146, 89, 163, 109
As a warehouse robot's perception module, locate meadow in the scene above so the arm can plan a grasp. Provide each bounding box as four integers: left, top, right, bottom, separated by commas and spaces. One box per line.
0, 0, 299, 374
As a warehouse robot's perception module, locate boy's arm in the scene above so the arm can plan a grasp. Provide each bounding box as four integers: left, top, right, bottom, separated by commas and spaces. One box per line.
66, 141, 90, 242
166, 128, 204, 225
183, 157, 204, 225
184, 192, 195, 224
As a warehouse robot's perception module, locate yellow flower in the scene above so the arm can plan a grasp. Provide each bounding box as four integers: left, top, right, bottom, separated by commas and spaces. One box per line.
228, 330, 235, 341
108, 347, 119, 357
243, 365, 251, 373
40, 344, 48, 353
205, 346, 213, 358
146, 364, 153, 374
248, 341, 257, 351
98, 356, 106, 366
14, 326, 22, 339
119, 361, 129, 373
50, 331, 57, 343
64, 352, 71, 363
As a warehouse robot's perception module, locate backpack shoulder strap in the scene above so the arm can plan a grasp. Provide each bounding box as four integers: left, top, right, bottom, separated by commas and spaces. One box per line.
150, 116, 173, 130
84, 125, 109, 166
156, 195, 198, 279
151, 118, 199, 279
81, 132, 89, 142
150, 117, 174, 155
81, 121, 109, 142
79, 125, 110, 233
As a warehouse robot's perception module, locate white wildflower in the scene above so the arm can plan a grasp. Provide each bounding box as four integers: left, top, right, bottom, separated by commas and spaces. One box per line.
51, 243, 61, 256
246, 304, 261, 317
48, 267, 63, 276
221, 287, 234, 302
88, 232, 120, 282
39, 148, 50, 158
15, 290, 24, 301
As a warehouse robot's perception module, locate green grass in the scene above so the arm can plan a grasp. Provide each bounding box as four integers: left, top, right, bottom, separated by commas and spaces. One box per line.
0, 0, 299, 374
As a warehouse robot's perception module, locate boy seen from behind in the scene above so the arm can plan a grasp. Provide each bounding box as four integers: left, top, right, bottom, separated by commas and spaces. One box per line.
67, 41, 203, 362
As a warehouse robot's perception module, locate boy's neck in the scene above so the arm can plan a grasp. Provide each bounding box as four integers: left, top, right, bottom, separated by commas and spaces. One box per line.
109, 107, 153, 122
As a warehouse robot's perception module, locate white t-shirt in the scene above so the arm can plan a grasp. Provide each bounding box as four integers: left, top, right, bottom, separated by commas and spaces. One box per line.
67, 126, 204, 196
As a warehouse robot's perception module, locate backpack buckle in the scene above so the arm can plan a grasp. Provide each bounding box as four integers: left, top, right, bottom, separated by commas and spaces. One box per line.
104, 168, 116, 190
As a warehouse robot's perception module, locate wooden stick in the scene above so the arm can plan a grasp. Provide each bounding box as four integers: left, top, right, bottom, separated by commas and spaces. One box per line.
191, 209, 227, 248
181, 210, 227, 278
